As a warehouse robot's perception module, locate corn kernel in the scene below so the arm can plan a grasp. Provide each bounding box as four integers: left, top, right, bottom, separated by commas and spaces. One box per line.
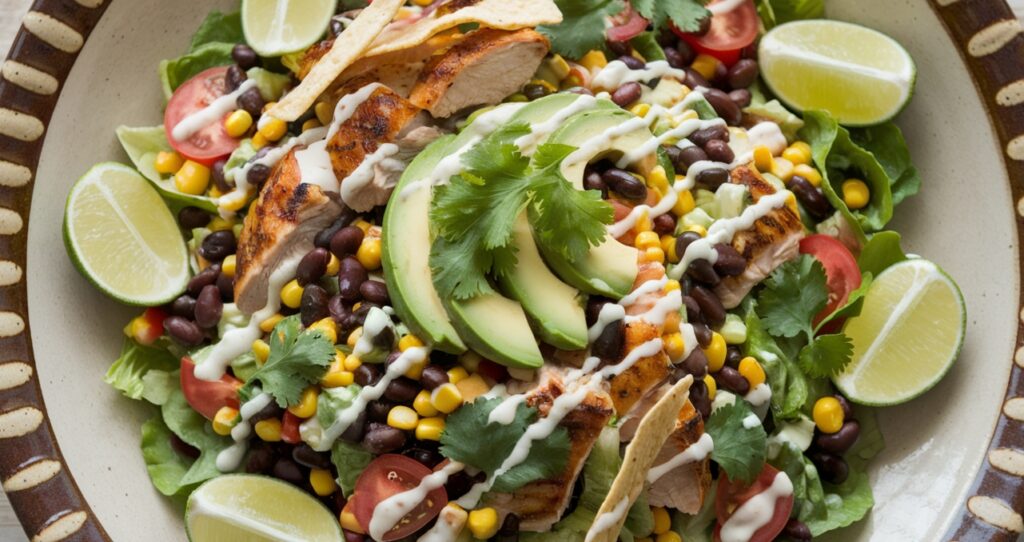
174, 160, 211, 195
252, 339, 270, 364
321, 368, 354, 388
352, 219, 373, 233
258, 117, 288, 142
251, 132, 270, 150
432, 383, 464, 414
664, 279, 681, 293
288, 387, 319, 419
456, 374, 490, 403
738, 356, 766, 388
813, 396, 845, 434
308, 317, 338, 344
704, 374, 717, 400
793, 164, 823, 187
315, 101, 334, 125
673, 189, 696, 216
468, 507, 500, 540
772, 157, 795, 182
280, 279, 304, 309
207, 216, 235, 232
405, 356, 428, 380
691, 54, 720, 80
343, 354, 363, 371
260, 313, 284, 333
212, 406, 239, 436
224, 109, 253, 138
357, 238, 382, 270
154, 151, 184, 175
580, 50, 608, 72
399, 334, 425, 352
782, 144, 811, 166
416, 416, 446, 441
221, 255, 237, 277
663, 333, 685, 362
842, 179, 870, 210
635, 231, 661, 250
753, 145, 774, 173
630, 103, 651, 117
459, 351, 482, 373
642, 246, 666, 264
347, 327, 363, 348
302, 119, 322, 133
648, 165, 669, 193
656, 533, 683, 542
340, 507, 364, 533
414, 390, 440, 417
530, 78, 558, 93
704, 332, 727, 372
254, 418, 282, 442
686, 224, 707, 237
664, 311, 681, 334
636, 210, 653, 233
652, 507, 671, 535
388, 405, 420, 431
326, 254, 340, 276
309, 468, 337, 496
447, 366, 469, 385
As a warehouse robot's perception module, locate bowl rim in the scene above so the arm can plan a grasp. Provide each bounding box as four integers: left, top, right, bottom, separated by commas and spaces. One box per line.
1, 0, 1023, 540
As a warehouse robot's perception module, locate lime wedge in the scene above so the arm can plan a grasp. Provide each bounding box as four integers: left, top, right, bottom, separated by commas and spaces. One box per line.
242, 0, 338, 57
758, 20, 916, 126
63, 163, 189, 306
833, 259, 965, 406
186, 475, 344, 542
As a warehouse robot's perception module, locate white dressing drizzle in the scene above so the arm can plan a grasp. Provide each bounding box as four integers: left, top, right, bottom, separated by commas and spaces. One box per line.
708, 0, 746, 14
340, 143, 404, 203
585, 497, 631, 542
488, 393, 528, 425
742, 413, 762, 429
647, 432, 714, 484
370, 461, 465, 540
718, 472, 794, 542
215, 391, 273, 471
745, 383, 772, 408
417, 503, 469, 542
172, 80, 257, 142
515, 94, 600, 153
592, 60, 688, 90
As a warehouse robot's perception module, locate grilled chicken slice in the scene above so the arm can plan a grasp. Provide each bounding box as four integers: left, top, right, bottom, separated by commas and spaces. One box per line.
714, 165, 805, 309
409, 28, 550, 118
647, 401, 712, 514
235, 150, 342, 314
488, 368, 614, 532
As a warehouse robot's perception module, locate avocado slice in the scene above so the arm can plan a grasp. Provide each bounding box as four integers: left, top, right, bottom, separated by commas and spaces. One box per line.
538, 107, 658, 299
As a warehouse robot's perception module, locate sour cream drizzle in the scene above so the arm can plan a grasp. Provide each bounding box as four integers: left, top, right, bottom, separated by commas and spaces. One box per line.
172, 79, 258, 143
215, 391, 273, 471
592, 60, 688, 89
647, 432, 715, 484
369, 460, 465, 540
718, 471, 795, 542
585, 497, 631, 542
515, 94, 600, 153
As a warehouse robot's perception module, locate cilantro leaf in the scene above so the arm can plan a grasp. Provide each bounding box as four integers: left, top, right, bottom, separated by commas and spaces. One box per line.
706, 401, 767, 484
633, 0, 710, 33
799, 334, 853, 378
539, 0, 623, 59
757, 255, 829, 340
440, 397, 571, 493
239, 315, 335, 407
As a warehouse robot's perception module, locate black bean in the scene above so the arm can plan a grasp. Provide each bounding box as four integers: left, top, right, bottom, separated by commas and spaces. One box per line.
592, 319, 625, 360
404, 447, 442, 469
195, 284, 224, 329
296, 248, 330, 286
816, 419, 861, 455
676, 40, 695, 65
788, 176, 832, 220
583, 170, 607, 194
372, 325, 396, 352
664, 46, 687, 70
687, 259, 720, 286
355, 365, 381, 387
232, 44, 260, 70
691, 286, 726, 327
585, 297, 611, 327
523, 83, 550, 101
692, 322, 713, 348
653, 213, 676, 236
170, 434, 201, 460
292, 444, 333, 470
611, 82, 643, 108
704, 88, 742, 126
217, 272, 235, 302
329, 18, 345, 38
695, 15, 713, 35
420, 365, 449, 391
340, 411, 367, 443
689, 379, 712, 420
337, 257, 368, 302
740, 40, 759, 59
783, 519, 812, 542
696, 167, 730, 190
602, 168, 647, 201
237, 86, 265, 117
344, 531, 367, 542
684, 68, 709, 90
225, 65, 247, 92
328, 295, 351, 327
704, 139, 735, 164
272, 458, 305, 486
330, 226, 365, 259
717, 366, 750, 395
178, 206, 210, 229
688, 125, 729, 148
445, 470, 486, 501
315, 212, 356, 249
810, 452, 850, 485
165, 316, 204, 346
727, 59, 759, 89
728, 88, 752, 108
682, 295, 702, 323
608, 40, 634, 57
300, 284, 330, 327
245, 444, 275, 473
384, 377, 419, 404
618, 55, 645, 70
712, 60, 729, 85
713, 244, 746, 277
246, 164, 271, 189
683, 348, 709, 376
359, 280, 389, 306
347, 302, 377, 329
362, 423, 406, 454
676, 146, 709, 171
248, 401, 284, 425
169, 295, 197, 319
496, 514, 520, 542
675, 232, 703, 261
210, 160, 231, 193
200, 231, 237, 262
725, 346, 743, 368
835, 394, 854, 418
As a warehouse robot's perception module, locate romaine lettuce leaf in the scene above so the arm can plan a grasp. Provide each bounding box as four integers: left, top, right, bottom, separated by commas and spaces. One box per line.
189, 11, 244, 52
756, 0, 824, 29
246, 67, 292, 102
140, 415, 194, 507
672, 483, 717, 542
743, 99, 804, 141
105, 337, 179, 401
849, 122, 921, 206
331, 440, 372, 497
115, 125, 220, 212
159, 42, 235, 100
857, 231, 908, 277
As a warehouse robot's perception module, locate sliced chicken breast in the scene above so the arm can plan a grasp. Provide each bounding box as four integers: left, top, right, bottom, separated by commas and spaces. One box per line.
647, 401, 712, 514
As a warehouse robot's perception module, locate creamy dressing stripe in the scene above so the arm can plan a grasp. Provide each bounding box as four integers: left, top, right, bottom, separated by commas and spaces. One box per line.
370, 461, 465, 540
718, 471, 794, 542
592, 60, 688, 89
172, 79, 258, 142
647, 432, 714, 484
585, 497, 631, 542
216, 391, 273, 471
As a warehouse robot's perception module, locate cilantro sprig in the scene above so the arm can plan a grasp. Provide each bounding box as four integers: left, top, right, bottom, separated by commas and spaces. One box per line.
706, 401, 767, 483
429, 123, 613, 300
238, 315, 336, 407
440, 397, 571, 493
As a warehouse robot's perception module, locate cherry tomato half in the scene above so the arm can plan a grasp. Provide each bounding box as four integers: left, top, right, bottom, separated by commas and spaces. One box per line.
674, 0, 759, 67
799, 234, 862, 327
281, 411, 303, 445
164, 66, 240, 166
351, 454, 447, 541
180, 357, 242, 420
714, 464, 794, 542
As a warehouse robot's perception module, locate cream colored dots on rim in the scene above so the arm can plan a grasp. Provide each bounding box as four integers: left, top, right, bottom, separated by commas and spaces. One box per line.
31, 511, 88, 542
0, 362, 32, 391
0, 311, 25, 337
997, 80, 1024, 107
989, 448, 1024, 477
1003, 397, 1024, 421
967, 19, 1024, 57
0, 208, 24, 235
1007, 136, 1024, 161
0, 108, 45, 142
0, 160, 32, 187
22, 11, 84, 54
967, 496, 1024, 533
0, 260, 23, 286
934, 0, 962, 5
0, 407, 44, 439
1016, 346, 1024, 368
73, 0, 105, 7
1, 61, 58, 95
3, 459, 62, 492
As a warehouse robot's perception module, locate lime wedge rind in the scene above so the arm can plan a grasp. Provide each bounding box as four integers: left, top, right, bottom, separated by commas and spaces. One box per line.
241, 0, 338, 57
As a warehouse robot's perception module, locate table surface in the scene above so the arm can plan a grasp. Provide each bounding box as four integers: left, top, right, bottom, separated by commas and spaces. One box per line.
4, 0, 1024, 540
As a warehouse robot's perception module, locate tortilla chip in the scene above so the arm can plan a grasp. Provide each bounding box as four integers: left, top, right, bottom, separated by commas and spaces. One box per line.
586, 375, 694, 542
267, 0, 404, 122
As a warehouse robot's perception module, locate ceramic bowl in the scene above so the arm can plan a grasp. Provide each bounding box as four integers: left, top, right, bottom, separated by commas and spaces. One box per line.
1, 0, 1023, 540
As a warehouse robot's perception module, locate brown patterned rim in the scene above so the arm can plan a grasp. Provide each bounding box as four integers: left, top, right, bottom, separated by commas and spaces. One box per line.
0, 0, 1022, 540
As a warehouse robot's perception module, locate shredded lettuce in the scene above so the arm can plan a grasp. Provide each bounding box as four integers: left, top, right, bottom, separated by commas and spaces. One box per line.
105, 337, 179, 401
